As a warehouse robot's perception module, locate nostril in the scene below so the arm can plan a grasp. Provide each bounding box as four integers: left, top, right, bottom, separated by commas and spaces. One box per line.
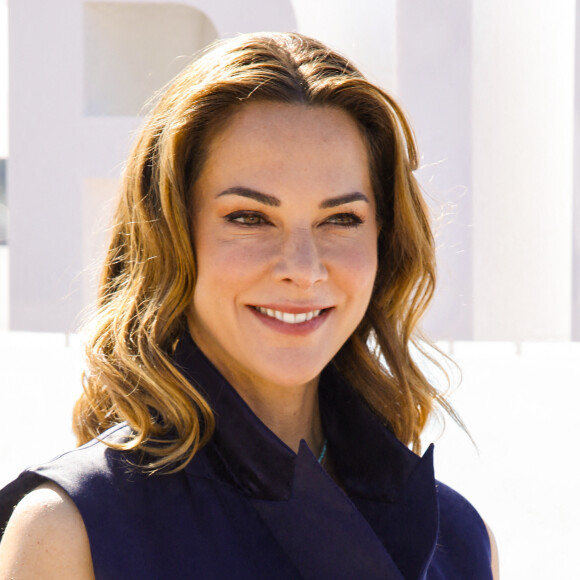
273, 231, 328, 287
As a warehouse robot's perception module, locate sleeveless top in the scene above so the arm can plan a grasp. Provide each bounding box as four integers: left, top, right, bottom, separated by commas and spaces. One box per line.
0, 333, 492, 579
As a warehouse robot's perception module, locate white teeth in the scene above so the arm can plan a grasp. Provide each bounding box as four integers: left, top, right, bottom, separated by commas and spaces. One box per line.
255, 307, 323, 324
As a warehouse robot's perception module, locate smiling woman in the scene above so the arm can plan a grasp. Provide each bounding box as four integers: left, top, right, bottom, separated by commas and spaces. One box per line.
188, 103, 378, 437
0, 33, 497, 579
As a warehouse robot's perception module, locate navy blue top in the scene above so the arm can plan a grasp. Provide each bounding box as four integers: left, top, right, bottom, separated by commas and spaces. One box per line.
0, 333, 492, 579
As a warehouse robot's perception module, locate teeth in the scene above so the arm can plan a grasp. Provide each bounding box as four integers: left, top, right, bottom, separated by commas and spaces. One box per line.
255, 307, 323, 324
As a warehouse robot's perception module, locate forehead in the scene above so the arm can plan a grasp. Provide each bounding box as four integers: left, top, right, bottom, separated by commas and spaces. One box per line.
208, 102, 366, 154
196, 102, 373, 201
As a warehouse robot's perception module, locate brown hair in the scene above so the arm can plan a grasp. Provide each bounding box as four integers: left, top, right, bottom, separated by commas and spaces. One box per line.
74, 32, 460, 471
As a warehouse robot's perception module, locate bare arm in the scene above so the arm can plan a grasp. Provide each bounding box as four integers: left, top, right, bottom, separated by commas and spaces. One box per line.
0, 482, 95, 580
485, 521, 500, 579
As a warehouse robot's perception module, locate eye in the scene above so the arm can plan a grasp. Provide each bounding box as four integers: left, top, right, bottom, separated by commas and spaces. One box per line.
325, 212, 364, 227
225, 211, 271, 227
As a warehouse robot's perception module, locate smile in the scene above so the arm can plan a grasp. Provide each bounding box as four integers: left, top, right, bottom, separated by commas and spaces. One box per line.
253, 306, 324, 324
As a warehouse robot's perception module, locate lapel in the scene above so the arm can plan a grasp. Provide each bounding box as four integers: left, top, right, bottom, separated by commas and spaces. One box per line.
175, 333, 439, 579
350, 446, 439, 580
318, 366, 440, 579
250, 440, 406, 580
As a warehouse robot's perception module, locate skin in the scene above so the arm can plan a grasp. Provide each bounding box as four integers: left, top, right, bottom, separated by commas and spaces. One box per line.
0, 482, 95, 579
188, 102, 379, 456
486, 523, 500, 578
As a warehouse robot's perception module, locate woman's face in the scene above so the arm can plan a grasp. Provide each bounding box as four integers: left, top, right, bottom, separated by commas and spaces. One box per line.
189, 102, 378, 396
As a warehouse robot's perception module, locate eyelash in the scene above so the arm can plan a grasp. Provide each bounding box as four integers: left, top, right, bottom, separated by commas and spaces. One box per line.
325, 212, 364, 228
226, 211, 271, 226
225, 211, 364, 228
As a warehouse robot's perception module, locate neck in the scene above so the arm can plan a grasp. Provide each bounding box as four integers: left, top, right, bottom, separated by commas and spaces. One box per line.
207, 353, 324, 456
186, 321, 325, 457
232, 376, 324, 456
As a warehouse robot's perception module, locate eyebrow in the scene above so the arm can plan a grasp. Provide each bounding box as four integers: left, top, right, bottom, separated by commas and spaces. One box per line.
216, 187, 369, 208
217, 187, 280, 206
319, 192, 369, 208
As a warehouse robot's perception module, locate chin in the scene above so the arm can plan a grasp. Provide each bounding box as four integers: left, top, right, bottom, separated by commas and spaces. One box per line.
251, 352, 332, 389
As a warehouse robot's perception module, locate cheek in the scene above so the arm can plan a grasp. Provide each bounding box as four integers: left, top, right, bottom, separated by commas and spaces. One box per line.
325, 237, 378, 293
346, 255, 377, 306
201, 238, 276, 273
193, 234, 277, 301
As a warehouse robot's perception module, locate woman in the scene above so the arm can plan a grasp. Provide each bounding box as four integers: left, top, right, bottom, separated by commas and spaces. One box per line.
0, 33, 498, 578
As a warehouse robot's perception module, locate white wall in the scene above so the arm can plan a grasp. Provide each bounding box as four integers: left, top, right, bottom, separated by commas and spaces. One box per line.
292, 0, 396, 91
8, 0, 297, 332
573, 0, 580, 341
84, 3, 217, 116
0, 0, 7, 158
397, 0, 473, 340
0, 246, 7, 329
81, 178, 118, 309
472, 0, 575, 341
6, 0, 580, 340
9, 0, 85, 332
397, 0, 577, 342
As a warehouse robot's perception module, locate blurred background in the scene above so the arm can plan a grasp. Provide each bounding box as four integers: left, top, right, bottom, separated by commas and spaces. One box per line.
0, 0, 579, 577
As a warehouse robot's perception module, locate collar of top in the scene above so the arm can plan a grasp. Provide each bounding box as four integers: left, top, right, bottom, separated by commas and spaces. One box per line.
174, 331, 434, 503
175, 333, 440, 580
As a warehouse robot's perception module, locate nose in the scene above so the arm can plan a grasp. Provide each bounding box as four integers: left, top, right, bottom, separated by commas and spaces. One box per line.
273, 226, 328, 288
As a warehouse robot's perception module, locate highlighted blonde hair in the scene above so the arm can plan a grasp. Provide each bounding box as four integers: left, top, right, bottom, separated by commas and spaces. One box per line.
74, 32, 459, 472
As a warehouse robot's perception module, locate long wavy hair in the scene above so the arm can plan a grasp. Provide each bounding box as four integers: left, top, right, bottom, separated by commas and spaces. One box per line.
74, 32, 460, 472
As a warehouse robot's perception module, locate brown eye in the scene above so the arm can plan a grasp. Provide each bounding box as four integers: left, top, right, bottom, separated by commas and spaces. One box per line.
326, 212, 363, 227
226, 211, 270, 226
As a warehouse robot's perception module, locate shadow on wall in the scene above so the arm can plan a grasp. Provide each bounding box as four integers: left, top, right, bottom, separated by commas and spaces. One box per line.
0, 159, 6, 244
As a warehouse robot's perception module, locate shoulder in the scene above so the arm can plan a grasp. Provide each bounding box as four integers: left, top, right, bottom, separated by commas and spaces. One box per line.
30, 423, 135, 494
0, 482, 95, 579
0, 424, 135, 553
433, 481, 495, 578
484, 521, 500, 579
437, 480, 485, 517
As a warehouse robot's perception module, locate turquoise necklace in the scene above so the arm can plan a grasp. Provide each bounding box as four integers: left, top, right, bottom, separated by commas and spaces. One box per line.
317, 439, 328, 463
